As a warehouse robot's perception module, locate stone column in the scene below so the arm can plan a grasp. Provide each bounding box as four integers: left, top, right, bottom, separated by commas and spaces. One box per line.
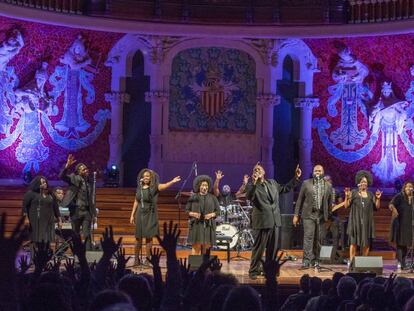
257, 93, 281, 178
104, 92, 130, 184
145, 90, 169, 174
294, 97, 320, 179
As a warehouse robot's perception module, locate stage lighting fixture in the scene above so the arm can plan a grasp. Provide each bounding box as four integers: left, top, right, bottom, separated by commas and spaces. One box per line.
104, 164, 120, 187
23, 171, 32, 185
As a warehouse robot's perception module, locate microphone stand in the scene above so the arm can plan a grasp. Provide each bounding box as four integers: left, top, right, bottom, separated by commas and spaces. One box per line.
175, 162, 196, 247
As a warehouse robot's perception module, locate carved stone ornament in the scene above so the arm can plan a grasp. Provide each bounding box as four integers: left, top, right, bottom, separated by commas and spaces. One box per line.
257, 93, 281, 108
294, 97, 320, 109
243, 38, 278, 67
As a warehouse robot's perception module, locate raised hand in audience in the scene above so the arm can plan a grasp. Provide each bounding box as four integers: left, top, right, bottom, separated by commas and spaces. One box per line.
261, 249, 287, 280
63, 257, 76, 281
179, 257, 192, 290
33, 241, 53, 275
114, 247, 131, 278
101, 226, 122, 259
156, 221, 180, 257
18, 255, 30, 274
46, 257, 62, 273
147, 247, 163, 268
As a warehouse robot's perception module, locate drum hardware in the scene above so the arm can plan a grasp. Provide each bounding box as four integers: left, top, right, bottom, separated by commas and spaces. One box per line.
216, 202, 255, 255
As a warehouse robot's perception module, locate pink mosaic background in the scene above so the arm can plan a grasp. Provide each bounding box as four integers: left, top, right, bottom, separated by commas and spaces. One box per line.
0, 16, 122, 179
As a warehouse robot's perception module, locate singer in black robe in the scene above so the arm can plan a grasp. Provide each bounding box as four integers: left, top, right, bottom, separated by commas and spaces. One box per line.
345, 171, 381, 263
23, 176, 61, 243
389, 181, 414, 268
186, 175, 220, 255
130, 169, 181, 264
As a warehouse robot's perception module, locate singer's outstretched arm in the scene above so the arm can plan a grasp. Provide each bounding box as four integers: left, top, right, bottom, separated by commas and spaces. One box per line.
158, 176, 181, 191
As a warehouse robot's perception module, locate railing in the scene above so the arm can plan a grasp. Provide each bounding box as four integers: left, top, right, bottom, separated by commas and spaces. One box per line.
348, 0, 414, 23
0, 0, 84, 14
1, 0, 414, 25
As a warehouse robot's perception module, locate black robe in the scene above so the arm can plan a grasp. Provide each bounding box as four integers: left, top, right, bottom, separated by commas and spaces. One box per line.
389, 192, 413, 246
23, 191, 60, 243
135, 185, 160, 239
347, 190, 376, 247
186, 193, 219, 245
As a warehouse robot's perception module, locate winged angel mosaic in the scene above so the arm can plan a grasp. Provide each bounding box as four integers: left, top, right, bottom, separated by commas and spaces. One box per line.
0, 32, 110, 174
313, 46, 414, 184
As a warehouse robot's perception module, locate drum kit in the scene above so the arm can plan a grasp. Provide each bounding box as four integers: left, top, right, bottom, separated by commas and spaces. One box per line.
215, 198, 254, 252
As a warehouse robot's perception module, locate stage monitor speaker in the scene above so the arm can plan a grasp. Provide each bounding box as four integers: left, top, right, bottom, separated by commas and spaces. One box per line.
351, 256, 383, 275
188, 255, 218, 271
85, 250, 103, 263
319, 245, 335, 263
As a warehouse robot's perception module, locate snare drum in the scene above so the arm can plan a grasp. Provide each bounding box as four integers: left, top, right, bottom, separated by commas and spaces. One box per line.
216, 223, 239, 250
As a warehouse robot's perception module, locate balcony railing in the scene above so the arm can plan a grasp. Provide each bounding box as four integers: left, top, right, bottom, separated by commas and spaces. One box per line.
1, 0, 414, 25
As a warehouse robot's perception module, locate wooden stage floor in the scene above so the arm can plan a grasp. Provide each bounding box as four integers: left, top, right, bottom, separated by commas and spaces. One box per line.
128, 249, 411, 286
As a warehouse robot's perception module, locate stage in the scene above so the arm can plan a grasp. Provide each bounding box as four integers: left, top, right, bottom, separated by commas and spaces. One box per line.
127, 249, 404, 286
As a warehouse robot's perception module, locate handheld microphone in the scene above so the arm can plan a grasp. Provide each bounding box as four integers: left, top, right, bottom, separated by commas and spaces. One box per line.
139, 178, 144, 184
194, 162, 198, 176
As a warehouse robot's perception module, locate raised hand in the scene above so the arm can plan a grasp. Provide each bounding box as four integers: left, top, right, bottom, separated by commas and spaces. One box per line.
261, 249, 287, 280
172, 176, 181, 183
344, 187, 351, 199
156, 221, 181, 255
114, 248, 131, 272
100, 226, 122, 258
295, 164, 302, 179
46, 257, 61, 273
18, 255, 30, 274
64, 257, 76, 281
209, 256, 222, 272
65, 154, 76, 168
179, 257, 192, 281
215, 170, 224, 180
375, 189, 383, 199
147, 247, 163, 268
33, 241, 53, 273
70, 232, 87, 260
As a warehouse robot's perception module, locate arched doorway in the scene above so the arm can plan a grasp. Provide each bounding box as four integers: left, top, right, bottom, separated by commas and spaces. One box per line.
123, 51, 151, 186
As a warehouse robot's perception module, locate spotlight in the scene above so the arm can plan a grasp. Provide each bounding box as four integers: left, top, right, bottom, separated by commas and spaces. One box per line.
104, 164, 120, 187
23, 170, 32, 185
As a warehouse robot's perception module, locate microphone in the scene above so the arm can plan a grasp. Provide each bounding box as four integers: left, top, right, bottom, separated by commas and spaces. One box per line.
139, 178, 144, 184
194, 162, 198, 176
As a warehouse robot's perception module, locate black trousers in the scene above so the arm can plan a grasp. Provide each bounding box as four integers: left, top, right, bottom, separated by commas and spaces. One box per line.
302, 216, 324, 264
397, 245, 408, 266
322, 217, 340, 253
71, 209, 92, 250
249, 226, 279, 275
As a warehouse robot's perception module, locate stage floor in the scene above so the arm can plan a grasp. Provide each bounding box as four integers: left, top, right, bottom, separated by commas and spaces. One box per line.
129, 250, 410, 286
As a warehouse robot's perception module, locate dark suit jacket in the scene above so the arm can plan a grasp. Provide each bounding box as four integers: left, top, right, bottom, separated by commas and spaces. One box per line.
294, 178, 333, 221
246, 177, 299, 229
59, 166, 96, 218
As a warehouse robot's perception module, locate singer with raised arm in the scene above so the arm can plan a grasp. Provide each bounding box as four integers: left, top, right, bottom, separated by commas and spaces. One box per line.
344, 170, 382, 264
59, 154, 96, 250
186, 175, 220, 255
245, 163, 301, 279
129, 169, 181, 265
23, 176, 62, 255
293, 165, 333, 269
389, 181, 414, 270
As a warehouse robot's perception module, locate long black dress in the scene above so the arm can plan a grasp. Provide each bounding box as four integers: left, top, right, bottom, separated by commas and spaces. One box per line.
347, 190, 376, 247
135, 185, 159, 239
23, 191, 60, 243
389, 192, 413, 246
186, 193, 220, 245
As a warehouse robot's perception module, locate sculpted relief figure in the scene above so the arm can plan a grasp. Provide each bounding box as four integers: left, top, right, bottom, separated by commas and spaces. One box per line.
0, 29, 24, 134
369, 82, 408, 182
332, 46, 369, 84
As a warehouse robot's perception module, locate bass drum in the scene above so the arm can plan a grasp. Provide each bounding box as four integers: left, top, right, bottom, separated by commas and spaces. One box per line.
216, 223, 239, 250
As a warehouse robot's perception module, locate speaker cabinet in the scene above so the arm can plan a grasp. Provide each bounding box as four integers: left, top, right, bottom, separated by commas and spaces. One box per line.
351, 256, 383, 275
319, 245, 335, 263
